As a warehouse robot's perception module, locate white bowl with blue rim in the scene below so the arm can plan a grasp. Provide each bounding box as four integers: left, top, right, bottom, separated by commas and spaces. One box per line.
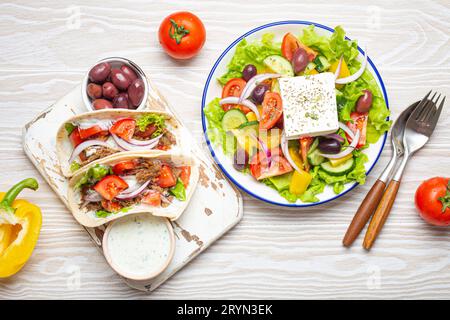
201, 20, 389, 207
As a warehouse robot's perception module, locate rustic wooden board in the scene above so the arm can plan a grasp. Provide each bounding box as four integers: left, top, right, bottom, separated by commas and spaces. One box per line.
0, 0, 449, 299
22, 79, 243, 292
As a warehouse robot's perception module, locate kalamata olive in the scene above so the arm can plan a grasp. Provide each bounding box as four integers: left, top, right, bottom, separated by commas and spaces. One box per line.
242, 64, 257, 82
291, 48, 309, 74
120, 65, 138, 82
88, 62, 111, 83
102, 82, 119, 100
127, 79, 145, 107
251, 83, 270, 104
110, 69, 131, 91
318, 137, 341, 154
355, 89, 373, 113
233, 148, 249, 171
86, 83, 102, 99
92, 99, 113, 110
112, 93, 130, 109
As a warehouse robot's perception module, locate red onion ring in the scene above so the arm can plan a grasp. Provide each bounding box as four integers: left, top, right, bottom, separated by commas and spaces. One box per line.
335, 48, 368, 85
128, 134, 163, 146
69, 139, 116, 164
111, 134, 160, 151
319, 129, 360, 159
281, 132, 301, 173
219, 97, 261, 120
239, 73, 281, 103
84, 190, 103, 202
115, 180, 151, 200
324, 133, 345, 143
339, 122, 355, 140
334, 56, 343, 81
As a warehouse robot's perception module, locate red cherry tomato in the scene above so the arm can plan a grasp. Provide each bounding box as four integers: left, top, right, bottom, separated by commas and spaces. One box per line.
112, 160, 137, 175
179, 166, 191, 187
158, 11, 206, 60
69, 128, 84, 147
221, 78, 251, 113
260, 92, 283, 130
101, 200, 122, 213
157, 164, 177, 188
109, 118, 136, 141
249, 147, 292, 180
142, 190, 161, 207
78, 125, 108, 140
94, 175, 129, 201
415, 177, 450, 226
281, 33, 301, 61
346, 112, 368, 148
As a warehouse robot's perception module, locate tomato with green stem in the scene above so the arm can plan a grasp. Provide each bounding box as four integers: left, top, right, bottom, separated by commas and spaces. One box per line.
158, 11, 206, 60
415, 177, 450, 226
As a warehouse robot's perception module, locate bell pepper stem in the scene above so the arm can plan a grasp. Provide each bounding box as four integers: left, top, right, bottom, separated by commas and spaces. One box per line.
0, 178, 39, 214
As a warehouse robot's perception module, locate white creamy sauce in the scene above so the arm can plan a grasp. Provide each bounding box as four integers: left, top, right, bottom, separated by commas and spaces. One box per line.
107, 214, 171, 277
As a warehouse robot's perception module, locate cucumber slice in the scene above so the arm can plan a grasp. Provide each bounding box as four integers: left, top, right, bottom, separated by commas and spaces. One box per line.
313, 56, 330, 72
307, 148, 325, 166
222, 109, 247, 131
238, 120, 259, 130
263, 55, 294, 77
320, 158, 355, 176
308, 138, 319, 154
271, 78, 281, 93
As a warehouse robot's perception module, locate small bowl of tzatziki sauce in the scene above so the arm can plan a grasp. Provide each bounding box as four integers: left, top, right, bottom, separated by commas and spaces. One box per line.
102, 213, 175, 281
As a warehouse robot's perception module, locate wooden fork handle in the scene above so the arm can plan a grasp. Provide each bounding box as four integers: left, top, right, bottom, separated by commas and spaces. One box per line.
342, 179, 386, 247
363, 180, 401, 250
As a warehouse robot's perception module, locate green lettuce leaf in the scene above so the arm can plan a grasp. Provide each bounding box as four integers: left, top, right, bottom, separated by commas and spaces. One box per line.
75, 164, 112, 189
136, 113, 166, 138
218, 33, 281, 85
170, 178, 186, 201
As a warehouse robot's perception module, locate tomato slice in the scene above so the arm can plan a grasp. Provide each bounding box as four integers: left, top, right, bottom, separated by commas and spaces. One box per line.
260, 92, 283, 130
101, 200, 122, 213
142, 190, 161, 207
112, 160, 137, 175
249, 147, 292, 180
157, 164, 177, 188
300, 137, 314, 172
179, 166, 191, 187
109, 118, 136, 141
94, 175, 129, 201
281, 33, 301, 61
281, 33, 317, 62
69, 128, 84, 147
221, 78, 251, 113
78, 125, 108, 140
346, 112, 368, 148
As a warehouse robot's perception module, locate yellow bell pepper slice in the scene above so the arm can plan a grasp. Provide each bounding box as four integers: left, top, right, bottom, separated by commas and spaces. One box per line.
0, 178, 41, 278
246, 112, 257, 122
305, 68, 319, 75
329, 153, 353, 167
330, 58, 350, 89
289, 169, 312, 195
288, 147, 303, 168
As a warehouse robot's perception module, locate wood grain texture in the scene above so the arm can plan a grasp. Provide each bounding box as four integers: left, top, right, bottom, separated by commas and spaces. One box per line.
0, 0, 450, 299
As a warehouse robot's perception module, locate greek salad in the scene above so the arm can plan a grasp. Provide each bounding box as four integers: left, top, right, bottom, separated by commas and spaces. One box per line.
204, 25, 391, 203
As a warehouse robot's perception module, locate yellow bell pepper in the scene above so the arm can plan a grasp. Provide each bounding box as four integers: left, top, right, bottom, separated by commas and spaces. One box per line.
0, 178, 41, 278
329, 153, 353, 167
305, 68, 319, 75
288, 147, 303, 168
289, 169, 312, 195
246, 112, 257, 122
330, 58, 350, 89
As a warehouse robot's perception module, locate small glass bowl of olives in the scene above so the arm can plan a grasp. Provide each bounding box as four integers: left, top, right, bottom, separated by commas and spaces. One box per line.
82, 57, 149, 111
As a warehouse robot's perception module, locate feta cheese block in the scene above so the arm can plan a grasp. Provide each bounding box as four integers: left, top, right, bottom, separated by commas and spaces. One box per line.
279, 72, 339, 139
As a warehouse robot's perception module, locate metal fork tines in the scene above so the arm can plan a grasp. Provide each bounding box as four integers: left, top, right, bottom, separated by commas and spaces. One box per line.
363, 91, 446, 250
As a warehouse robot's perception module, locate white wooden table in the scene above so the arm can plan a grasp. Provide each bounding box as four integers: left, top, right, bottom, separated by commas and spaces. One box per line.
0, 0, 449, 299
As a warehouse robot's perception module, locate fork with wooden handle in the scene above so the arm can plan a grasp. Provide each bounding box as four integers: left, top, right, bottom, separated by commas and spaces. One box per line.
363, 92, 445, 250
342, 99, 421, 247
